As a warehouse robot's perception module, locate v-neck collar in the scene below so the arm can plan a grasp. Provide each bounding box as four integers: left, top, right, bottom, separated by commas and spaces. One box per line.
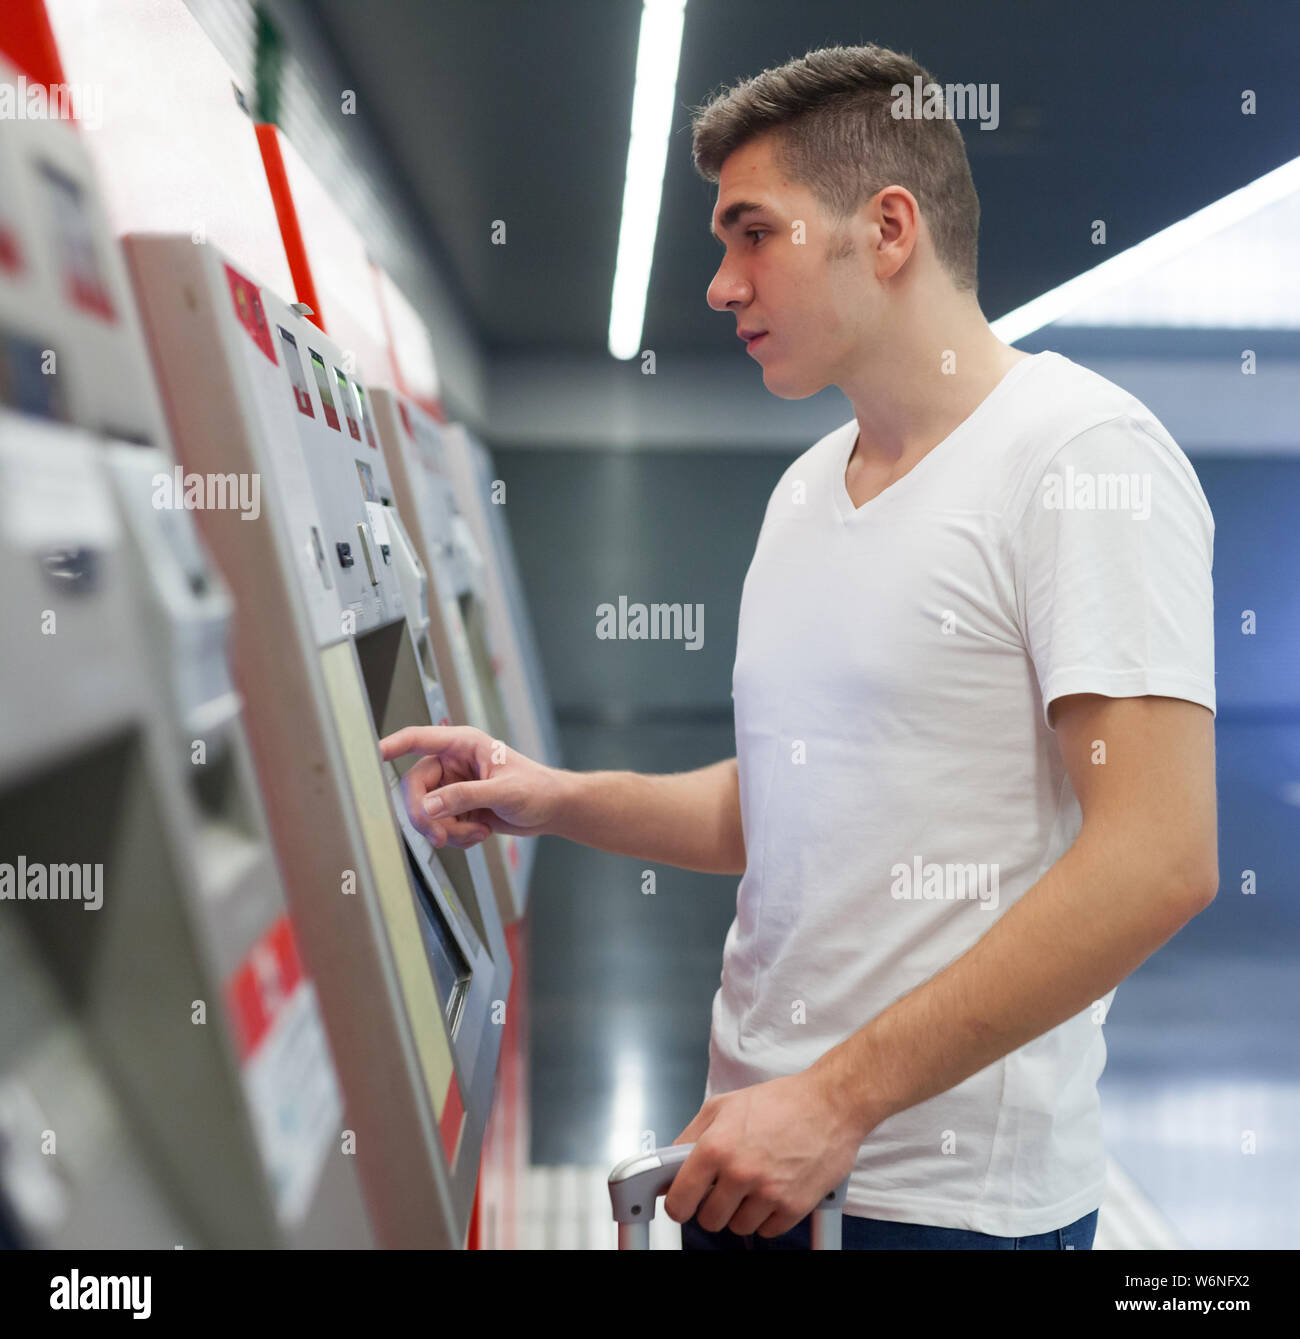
833, 352, 1049, 524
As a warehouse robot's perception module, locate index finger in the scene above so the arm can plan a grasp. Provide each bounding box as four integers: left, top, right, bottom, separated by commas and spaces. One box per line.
662, 1143, 718, 1226
378, 724, 480, 762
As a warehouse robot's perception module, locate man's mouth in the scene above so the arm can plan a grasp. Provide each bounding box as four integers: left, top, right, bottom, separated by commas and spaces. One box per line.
740, 330, 768, 351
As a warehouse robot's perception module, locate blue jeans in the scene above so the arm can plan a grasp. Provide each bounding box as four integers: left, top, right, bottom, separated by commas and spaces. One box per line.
681, 1207, 1099, 1250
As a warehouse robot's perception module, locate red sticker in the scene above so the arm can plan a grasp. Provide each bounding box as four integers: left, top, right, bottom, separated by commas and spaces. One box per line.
68, 272, 115, 322
225, 915, 306, 1061
0, 226, 23, 274
224, 263, 277, 366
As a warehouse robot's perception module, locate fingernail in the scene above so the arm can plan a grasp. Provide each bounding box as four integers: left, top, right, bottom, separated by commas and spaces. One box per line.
423, 796, 444, 816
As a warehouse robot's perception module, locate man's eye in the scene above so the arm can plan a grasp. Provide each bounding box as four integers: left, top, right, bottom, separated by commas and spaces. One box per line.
748, 229, 769, 244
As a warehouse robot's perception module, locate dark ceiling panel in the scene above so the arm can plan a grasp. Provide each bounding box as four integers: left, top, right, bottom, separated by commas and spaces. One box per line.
312, 0, 1300, 356
311, 0, 640, 350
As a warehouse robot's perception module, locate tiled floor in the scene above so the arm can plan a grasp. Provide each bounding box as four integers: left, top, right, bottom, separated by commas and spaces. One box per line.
527, 718, 1300, 1249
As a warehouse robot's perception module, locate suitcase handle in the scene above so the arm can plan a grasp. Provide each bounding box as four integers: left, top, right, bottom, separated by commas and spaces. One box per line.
608, 1144, 850, 1249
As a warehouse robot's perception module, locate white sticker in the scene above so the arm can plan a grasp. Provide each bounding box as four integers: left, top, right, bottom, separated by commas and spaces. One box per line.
239, 981, 342, 1229
364, 500, 390, 549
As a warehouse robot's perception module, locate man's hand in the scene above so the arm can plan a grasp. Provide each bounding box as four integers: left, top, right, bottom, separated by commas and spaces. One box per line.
663, 1069, 868, 1238
379, 725, 563, 850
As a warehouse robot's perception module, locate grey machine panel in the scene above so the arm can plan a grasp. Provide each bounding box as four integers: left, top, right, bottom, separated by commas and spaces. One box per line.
0, 54, 372, 1248
124, 233, 510, 1245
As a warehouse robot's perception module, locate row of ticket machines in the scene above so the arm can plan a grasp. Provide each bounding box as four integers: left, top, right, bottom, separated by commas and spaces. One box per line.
0, 54, 553, 1247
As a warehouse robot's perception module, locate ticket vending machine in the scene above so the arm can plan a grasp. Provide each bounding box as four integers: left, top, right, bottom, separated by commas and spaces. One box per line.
125, 235, 511, 1247
371, 389, 533, 925
0, 57, 371, 1246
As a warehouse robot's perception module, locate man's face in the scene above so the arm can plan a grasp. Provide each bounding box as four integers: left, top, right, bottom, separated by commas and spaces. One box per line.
707, 134, 873, 399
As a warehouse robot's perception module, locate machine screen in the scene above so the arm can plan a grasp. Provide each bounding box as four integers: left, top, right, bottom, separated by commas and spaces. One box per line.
354, 382, 379, 449
309, 350, 340, 431
404, 845, 471, 1037
36, 159, 114, 321
334, 368, 360, 440
277, 327, 315, 419
0, 329, 68, 421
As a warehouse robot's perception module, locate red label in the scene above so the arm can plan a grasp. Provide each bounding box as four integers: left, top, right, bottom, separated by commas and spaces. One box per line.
225, 915, 306, 1061
224, 263, 277, 366
0, 226, 22, 274
293, 386, 315, 418
68, 272, 116, 323
507, 838, 519, 872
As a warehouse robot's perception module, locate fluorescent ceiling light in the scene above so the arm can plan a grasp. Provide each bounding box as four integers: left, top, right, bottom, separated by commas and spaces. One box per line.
992, 154, 1300, 343
608, 0, 687, 360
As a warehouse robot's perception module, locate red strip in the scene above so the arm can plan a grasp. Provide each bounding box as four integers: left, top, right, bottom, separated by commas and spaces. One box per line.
255, 122, 325, 330
0, 1, 69, 90
440, 1076, 465, 1168
467, 1173, 481, 1250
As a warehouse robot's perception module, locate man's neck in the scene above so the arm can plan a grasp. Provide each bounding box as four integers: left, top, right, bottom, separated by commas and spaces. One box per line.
841, 308, 1029, 468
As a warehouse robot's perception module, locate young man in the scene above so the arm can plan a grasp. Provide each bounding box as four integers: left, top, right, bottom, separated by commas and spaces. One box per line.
381, 43, 1218, 1250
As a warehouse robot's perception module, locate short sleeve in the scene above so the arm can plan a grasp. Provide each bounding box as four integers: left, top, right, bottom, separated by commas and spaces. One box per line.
1009, 414, 1216, 732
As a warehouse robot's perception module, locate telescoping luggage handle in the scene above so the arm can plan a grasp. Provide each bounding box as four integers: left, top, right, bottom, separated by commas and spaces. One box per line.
608, 1144, 851, 1249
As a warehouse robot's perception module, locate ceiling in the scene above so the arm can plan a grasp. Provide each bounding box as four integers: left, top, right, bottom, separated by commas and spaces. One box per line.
307, 0, 1300, 357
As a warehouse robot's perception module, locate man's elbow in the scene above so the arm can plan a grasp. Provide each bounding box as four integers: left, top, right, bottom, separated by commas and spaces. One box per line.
1174, 857, 1219, 914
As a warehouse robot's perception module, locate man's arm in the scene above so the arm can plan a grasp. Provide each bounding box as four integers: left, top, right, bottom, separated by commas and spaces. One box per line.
664, 692, 1218, 1236
552, 756, 745, 876
811, 693, 1218, 1130
379, 726, 746, 876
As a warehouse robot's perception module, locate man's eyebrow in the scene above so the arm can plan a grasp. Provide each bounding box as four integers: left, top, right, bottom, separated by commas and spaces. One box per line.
709, 200, 767, 243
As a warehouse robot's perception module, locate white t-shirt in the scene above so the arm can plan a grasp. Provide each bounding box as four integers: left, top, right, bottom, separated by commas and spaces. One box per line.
707, 349, 1216, 1237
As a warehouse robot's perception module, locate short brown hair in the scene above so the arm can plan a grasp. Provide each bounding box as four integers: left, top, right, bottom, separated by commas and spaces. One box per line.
691, 44, 981, 293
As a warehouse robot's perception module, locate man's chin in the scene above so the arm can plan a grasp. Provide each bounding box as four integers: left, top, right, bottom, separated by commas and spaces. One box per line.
761, 365, 825, 401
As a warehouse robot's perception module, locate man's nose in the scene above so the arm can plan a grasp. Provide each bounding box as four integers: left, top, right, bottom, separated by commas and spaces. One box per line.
707, 262, 751, 312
